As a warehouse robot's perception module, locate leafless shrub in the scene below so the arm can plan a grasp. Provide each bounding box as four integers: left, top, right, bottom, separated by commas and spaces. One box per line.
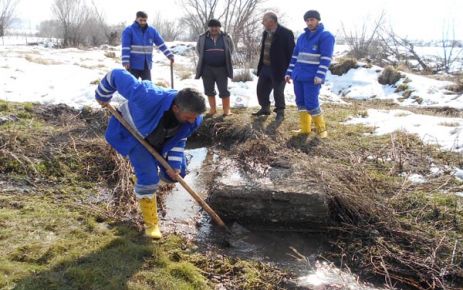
181, 0, 264, 46
378, 65, 403, 85
48, 0, 117, 47
341, 11, 385, 60
440, 22, 462, 74
181, 0, 263, 41
0, 0, 19, 37
37, 19, 61, 40
152, 13, 184, 42
446, 75, 463, 93
329, 58, 358, 76
104, 51, 116, 58
378, 25, 431, 72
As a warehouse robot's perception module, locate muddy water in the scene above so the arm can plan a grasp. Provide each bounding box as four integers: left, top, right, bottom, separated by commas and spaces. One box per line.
161, 148, 384, 289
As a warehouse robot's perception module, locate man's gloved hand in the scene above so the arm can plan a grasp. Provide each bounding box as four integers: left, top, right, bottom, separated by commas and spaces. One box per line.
169, 56, 175, 64
123, 63, 130, 70
97, 99, 109, 108
314, 76, 323, 85
166, 168, 180, 181
285, 75, 292, 84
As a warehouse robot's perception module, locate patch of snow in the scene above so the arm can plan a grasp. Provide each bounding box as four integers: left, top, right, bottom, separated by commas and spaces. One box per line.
168, 42, 195, 56
454, 168, 463, 181
324, 64, 462, 109
430, 164, 443, 176
346, 109, 463, 152
407, 174, 427, 184
297, 261, 384, 290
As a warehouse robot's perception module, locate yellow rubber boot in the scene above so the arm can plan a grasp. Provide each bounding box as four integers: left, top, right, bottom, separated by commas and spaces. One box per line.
313, 114, 328, 138
139, 198, 162, 239
292, 111, 311, 134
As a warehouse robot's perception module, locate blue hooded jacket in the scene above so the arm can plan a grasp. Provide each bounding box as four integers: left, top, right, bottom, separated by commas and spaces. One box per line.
95, 69, 202, 170
121, 22, 173, 70
286, 23, 335, 83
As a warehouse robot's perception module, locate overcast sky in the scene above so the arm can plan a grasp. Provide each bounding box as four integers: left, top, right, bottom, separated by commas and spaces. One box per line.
14, 0, 463, 40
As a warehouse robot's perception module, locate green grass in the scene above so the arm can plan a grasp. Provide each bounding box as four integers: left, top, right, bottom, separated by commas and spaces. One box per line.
0, 101, 293, 289
0, 191, 210, 290
0, 101, 212, 290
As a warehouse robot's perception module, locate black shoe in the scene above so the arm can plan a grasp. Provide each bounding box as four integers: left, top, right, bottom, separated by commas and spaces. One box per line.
252, 107, 271, 116
275, 110, 285, 122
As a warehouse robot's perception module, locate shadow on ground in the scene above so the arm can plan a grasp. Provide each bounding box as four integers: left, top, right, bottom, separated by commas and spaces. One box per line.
13, 224, 152, 290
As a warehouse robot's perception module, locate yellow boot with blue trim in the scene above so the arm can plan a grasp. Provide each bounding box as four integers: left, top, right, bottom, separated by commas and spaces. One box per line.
312, 114, 328, 138
292, 111, 312, 135
139, 197, 162, 239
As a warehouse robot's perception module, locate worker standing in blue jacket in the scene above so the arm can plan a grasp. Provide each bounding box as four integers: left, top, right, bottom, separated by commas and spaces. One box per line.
285, 10, 335, 138
95, 69, 206, 239
121, 11, 174, 81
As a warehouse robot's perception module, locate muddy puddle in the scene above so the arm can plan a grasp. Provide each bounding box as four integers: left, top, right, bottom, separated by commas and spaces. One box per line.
159, 148, 385, 289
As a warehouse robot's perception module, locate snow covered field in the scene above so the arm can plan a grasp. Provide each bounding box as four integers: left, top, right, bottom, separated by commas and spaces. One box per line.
1, 40, 461, 109
0, 41, 298, 109
1, 38, 462, 154
323, 64, 462, 109
346, 109, 463, 152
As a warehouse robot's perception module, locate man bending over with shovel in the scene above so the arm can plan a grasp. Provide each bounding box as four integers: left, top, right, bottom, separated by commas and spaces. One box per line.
95, 68, 206, 239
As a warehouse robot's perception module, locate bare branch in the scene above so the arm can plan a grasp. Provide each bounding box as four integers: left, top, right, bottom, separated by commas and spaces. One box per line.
0, 0, 20, 37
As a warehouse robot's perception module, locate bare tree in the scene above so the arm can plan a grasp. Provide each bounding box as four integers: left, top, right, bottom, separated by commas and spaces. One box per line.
38, 19, 61, 39
50, 0, 117, 47
180, 0, 265, 66
181, 0, 264, 44
341, 11, 385, 60
181, 0, 219, 37
378, 25, 430, 71
51, 0, 91, 47
219, 0, 262, 44
0, 0, 19, 37
152, 13, 184, 42
88, 1, 120, 46
440, 21, 462, 74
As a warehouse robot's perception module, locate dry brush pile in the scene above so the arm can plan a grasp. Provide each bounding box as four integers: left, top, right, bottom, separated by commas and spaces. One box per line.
196, 106, 463, 289
0, 103, 148, 224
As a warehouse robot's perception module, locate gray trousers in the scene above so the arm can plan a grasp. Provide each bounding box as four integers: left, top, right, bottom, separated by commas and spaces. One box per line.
202, 65, 230, 98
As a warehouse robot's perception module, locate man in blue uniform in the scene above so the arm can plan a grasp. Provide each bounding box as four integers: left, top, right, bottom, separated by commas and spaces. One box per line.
122, 11, 174, 81
95, 69, 206, 239
285, 10, 335, 138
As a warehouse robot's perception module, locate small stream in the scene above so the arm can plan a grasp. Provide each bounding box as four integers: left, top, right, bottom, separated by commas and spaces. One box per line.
160, 148, 385, 289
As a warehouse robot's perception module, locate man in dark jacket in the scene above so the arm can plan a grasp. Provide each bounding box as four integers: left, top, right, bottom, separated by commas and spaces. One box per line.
121, 11, 174, 81
253, 11, 295, 121
195, 19, 235, 117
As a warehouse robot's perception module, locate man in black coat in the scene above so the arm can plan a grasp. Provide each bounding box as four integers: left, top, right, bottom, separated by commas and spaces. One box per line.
253, 11, 295, 121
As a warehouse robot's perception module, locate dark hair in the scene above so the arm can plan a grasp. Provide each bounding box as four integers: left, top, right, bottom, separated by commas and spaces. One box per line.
175, 88, 206, 114
208, 19, 221, 27
136, 11, 148, 19
304, 10, 321, 21
263, 12, 278, 23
